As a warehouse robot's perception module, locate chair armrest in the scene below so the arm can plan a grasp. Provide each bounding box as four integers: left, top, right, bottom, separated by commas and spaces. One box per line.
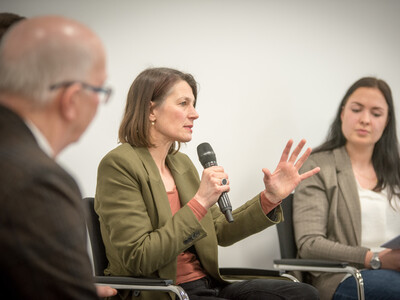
273, 259, 365, 300
94, 275, 173, 286
274, 258, 349, 268
94, 276, 189, 300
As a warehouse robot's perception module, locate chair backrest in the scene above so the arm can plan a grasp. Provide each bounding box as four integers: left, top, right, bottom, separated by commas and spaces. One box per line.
82, 197, 108, 276
276, 193, 298, 259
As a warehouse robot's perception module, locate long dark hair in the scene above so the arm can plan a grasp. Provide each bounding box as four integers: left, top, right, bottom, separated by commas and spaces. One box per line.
314, 77, 400, 202
118, 67, 198, 154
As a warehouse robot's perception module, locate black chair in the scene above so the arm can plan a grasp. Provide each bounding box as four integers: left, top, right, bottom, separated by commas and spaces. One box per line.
82, 197, 189, 300
273, 194, 365, 300
83, 197, 297, 299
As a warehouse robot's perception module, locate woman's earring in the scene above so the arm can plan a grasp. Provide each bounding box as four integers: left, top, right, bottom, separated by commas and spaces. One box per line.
151, 121, 155, 126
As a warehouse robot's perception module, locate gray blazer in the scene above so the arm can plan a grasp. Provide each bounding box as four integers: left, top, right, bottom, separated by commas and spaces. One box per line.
293, 146, 369, 300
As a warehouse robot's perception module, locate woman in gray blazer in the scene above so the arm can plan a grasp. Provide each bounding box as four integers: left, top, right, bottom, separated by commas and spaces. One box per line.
293, 77, 400, 300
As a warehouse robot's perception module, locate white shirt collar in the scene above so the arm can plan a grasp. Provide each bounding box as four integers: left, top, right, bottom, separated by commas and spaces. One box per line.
24, 120, 54, 158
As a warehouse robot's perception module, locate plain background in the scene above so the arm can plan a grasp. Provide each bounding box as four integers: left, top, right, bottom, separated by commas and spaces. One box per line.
2, 0, 400, 270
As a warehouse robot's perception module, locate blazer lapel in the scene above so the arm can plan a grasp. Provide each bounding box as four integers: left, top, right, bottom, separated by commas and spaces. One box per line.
135, 148, 172, 227
334, 147, 362, 244
166, 155, 197, 206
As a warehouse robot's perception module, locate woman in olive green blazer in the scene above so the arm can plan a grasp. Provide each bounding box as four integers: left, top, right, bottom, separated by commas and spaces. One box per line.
95, 67, 320, 300
96, 144, 283, 299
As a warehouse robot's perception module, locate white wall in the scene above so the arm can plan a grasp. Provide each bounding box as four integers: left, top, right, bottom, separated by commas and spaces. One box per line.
2, 0, 400, 270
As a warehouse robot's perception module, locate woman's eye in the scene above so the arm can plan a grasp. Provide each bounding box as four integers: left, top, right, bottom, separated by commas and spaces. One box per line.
351, 108, 361, 113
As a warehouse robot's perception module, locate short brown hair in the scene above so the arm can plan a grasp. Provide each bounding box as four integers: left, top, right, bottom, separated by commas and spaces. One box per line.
118, 67, 198, 153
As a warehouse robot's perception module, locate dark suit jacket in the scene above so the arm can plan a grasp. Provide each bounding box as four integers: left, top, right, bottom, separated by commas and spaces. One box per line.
95, 143, 283, 300
293, 147, 369, 300
0, 105, 98, 299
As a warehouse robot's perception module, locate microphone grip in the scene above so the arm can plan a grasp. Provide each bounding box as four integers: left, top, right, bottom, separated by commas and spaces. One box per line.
218, 192, 234, 223
198, 155, 234, 222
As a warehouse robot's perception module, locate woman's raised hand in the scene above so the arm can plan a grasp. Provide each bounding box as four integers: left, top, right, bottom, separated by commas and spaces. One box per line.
262, 139, 320, 204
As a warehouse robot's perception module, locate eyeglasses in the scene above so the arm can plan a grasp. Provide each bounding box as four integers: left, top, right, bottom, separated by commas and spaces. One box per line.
50, 81, 112, 104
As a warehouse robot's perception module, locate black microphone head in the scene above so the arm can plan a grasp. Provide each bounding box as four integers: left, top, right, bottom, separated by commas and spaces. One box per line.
197, 142, 217, 167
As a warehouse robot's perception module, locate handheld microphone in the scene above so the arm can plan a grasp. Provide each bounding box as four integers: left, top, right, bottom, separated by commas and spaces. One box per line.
197, 142, 234, 223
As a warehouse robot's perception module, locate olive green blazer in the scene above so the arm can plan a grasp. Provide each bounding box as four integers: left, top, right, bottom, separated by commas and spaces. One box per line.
293, 146, 369, 300
95, 143, 282, 300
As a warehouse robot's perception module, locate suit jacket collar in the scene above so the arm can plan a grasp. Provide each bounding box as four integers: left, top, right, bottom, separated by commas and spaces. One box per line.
0, 104, 37, 145
333, 146, 362, 244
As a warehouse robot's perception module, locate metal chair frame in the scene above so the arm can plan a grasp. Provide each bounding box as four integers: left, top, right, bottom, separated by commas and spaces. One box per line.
273, 194, 364, 300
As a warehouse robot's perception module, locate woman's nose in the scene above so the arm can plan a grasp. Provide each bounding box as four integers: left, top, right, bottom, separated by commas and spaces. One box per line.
360, 111, 371, 124
190, 106, 199, 119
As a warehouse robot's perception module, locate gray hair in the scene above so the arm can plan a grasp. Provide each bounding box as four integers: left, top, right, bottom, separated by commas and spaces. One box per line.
0, 25, 97, 106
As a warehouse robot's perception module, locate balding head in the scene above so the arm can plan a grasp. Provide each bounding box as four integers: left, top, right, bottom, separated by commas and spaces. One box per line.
0, 15, 106, 106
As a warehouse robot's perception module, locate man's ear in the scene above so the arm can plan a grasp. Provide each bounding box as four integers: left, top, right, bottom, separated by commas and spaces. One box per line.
58, 84, 81, 121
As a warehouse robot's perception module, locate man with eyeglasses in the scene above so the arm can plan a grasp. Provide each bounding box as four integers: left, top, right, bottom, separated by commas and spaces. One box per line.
0, 15, 116, 299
